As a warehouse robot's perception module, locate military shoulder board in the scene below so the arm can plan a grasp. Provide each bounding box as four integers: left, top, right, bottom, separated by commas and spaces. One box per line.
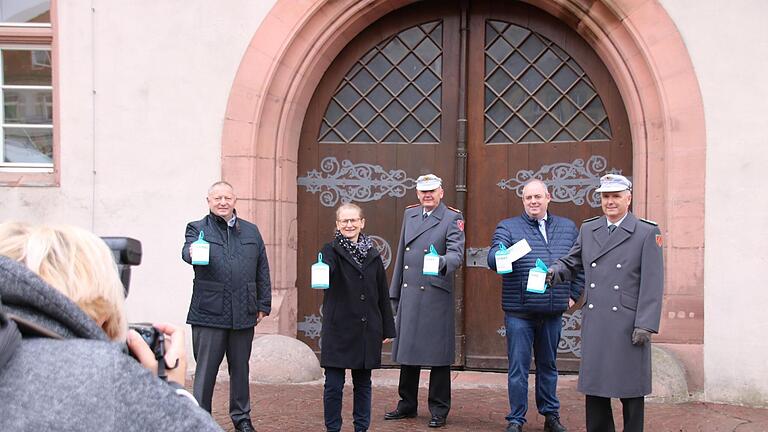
583, 215, 600, 222
639, 218, 658, 226
406, 203, 420, 209
446, 205, 462, 213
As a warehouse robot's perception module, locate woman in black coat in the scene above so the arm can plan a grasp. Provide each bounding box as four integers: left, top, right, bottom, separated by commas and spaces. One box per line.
319, 203, 396, 432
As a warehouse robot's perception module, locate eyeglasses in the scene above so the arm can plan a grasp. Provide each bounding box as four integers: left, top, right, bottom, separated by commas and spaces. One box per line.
337, 218, 362, 225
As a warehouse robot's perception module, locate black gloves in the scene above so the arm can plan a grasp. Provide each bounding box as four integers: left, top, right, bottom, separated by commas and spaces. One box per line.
631, 328, 652, 346
545, 268, 562, 286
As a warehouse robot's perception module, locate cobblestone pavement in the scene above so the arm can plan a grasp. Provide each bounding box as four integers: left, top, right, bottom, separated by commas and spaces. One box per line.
206, 371, 768, 432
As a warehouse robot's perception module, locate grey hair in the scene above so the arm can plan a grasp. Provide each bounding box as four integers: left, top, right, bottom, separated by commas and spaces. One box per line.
335, 202, 364, 220
208, 181, 234, 195
522, 179, 549, 193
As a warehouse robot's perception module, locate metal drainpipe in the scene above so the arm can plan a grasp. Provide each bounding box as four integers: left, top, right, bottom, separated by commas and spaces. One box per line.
90, 0, 97, 231
453, 0, 469, 367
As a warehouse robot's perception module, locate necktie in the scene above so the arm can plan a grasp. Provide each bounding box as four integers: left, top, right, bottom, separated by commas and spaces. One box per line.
538, 219, 547, 243
608, 224, 617, 235
423, 212, 429, 220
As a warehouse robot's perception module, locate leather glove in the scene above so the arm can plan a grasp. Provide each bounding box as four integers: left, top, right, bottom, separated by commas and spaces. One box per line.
545, 268, 561, 286
631, 328, 652, 346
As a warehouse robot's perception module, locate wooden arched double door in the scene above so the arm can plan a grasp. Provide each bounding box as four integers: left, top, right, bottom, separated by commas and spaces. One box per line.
296, 0, 631, 371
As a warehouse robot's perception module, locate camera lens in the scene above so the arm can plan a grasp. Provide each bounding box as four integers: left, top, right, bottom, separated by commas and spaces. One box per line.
128, 323, 161, 355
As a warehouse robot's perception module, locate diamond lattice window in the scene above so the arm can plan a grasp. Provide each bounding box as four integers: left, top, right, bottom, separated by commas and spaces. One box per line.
484, 20, 612, 144
318, 21, 443, 144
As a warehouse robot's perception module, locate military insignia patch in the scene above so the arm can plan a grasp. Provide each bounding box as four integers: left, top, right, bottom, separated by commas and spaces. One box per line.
457, 220, 465, 232
655, 234, 663, 247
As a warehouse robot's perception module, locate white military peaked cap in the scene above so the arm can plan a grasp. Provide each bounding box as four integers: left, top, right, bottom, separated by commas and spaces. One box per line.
416, 174, 442, 191
595, 174, 631, 192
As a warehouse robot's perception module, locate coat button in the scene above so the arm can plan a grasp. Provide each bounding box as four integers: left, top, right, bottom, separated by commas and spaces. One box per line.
612, 306, 618, 311
404, 265, 409, 270
406, 247, 410, 251
588, 303, 594, 309
591, 263, 596, 268
361, 317, 367, 322
403, 283, 408, 288
613, 285, 619, 290
590, 283, 595, 288
360, 294, 366, 301
420, 286, 425, 290
616, 264, 622, 269
359, 275, 363, 279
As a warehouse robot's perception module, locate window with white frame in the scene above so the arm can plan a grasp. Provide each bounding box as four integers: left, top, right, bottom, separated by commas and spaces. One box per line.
0, 0, 53, 173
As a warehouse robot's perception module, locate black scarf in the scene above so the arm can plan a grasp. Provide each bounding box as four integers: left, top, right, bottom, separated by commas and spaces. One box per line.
334, 230, 373, 267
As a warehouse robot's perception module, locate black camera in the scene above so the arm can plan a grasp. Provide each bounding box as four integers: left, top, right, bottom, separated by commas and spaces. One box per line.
129, 323, 165, 357
128, 322, 169, 381
101, 236, 142, 297
101, 237, 170, 381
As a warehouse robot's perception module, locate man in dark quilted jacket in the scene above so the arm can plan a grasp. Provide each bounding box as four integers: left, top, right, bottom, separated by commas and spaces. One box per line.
487, 179, 584, 432
182, 181, 271, 432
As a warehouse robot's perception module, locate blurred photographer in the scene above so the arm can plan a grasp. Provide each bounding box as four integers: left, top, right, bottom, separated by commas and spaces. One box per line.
0, 222, 222, 431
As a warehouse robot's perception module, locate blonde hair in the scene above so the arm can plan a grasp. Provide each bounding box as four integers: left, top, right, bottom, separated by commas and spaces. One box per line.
0, 222, 127, 341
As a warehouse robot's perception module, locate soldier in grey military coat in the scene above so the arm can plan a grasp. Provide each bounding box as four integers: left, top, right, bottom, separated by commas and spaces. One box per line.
547, 174, 664, 432
385, 174, 465, 429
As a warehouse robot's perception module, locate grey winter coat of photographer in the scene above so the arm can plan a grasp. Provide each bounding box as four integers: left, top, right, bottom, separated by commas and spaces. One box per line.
0, 223, 222, 431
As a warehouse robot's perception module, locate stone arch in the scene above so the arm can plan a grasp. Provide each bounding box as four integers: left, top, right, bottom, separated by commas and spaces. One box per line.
223, 0, 705, 387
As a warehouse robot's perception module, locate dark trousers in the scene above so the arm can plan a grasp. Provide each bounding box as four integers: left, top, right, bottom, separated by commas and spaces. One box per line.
586, 394, 644, 432
504, 313, 562, 425
192, 325, 254, 425
396, 364, 451, 418
323, 367, 372, 432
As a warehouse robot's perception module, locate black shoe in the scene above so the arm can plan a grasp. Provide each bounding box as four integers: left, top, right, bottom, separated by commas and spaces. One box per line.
235, 419, 256, 432
428, 415, 447, 428
543, 414, 567, 432
384, 408, 417, 420
505, 422, 523, 432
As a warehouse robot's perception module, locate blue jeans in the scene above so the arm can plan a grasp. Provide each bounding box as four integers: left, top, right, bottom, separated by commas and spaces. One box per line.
504, 313, 562, 425
323, 367, 372, 432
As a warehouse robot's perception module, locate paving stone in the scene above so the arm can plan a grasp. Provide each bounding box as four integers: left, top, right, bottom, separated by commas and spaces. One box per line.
202, 370, 768, 431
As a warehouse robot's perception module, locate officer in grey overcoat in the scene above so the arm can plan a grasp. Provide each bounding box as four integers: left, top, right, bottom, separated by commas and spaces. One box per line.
547, 174, 664, 432
385, 174, 465, 429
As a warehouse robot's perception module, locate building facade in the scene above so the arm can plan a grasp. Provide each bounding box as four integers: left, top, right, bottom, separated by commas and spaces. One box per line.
0, 0, 765, 407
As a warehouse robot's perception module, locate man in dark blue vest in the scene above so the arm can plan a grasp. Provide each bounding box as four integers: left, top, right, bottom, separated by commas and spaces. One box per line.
487, 179, 584, 432
182, 181, 272, 432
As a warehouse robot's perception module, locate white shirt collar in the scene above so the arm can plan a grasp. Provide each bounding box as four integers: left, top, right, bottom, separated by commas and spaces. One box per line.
608, 213, 628, 228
